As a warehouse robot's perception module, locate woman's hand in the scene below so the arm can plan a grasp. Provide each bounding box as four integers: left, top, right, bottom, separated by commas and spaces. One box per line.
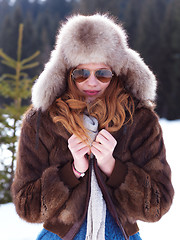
91, 129, 117, 177
68, 134, 90, 178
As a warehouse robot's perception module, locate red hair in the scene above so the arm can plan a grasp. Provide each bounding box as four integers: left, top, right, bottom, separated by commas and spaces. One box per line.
49, 71, 134, 143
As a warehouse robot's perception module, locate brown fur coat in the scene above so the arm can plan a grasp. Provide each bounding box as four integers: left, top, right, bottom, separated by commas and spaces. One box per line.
11, 14, 174, 239
11, 104, 174, 238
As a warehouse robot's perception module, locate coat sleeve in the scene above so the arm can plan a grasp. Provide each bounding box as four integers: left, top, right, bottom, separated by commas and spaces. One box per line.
11, 110, 81, 224
106, 108, 174, 223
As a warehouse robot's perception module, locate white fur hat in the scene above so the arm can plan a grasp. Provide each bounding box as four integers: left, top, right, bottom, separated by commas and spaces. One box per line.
32, 14, 157, 111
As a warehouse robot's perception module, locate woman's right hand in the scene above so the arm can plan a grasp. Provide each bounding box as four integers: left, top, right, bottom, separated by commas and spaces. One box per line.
68, 134, 90, 177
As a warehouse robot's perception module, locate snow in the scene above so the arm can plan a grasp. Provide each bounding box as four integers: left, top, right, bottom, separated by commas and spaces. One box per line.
0, 203, 42, 240
0, 119, 179, 240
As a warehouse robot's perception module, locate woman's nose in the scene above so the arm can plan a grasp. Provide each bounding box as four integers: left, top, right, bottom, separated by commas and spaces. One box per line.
86, 73, 98, 86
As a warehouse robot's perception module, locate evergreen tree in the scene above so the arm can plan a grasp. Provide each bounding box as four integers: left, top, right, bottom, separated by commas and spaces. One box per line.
0, 0, 12, 32
14, 0, 31, 16
44, 0, 72, 18
157, 0, 180, 119
123, 0, 144, 48
75, 0, 124, 17
135, 0, 167, 67
0, 6, 23, 59
23, 13, 39, 63
0, 24, 40, 203
0, 6, 24, 107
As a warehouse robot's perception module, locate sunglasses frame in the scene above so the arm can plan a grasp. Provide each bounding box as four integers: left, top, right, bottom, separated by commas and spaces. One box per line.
71, 68, 114, 83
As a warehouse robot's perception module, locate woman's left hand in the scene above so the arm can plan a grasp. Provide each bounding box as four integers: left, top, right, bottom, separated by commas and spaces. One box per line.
91, 129, 117, 177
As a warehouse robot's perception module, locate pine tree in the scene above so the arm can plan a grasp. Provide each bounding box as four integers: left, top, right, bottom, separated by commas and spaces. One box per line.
0, 23, 40, 203
135, 0, 167, 66
0, 0, 12, 32
75, 0, 124, 17
0, 6, 23, 60
123, 0, 144, 48
158, 0, 180, 119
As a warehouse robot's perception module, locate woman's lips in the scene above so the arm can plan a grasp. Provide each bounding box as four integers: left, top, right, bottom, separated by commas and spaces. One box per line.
84, 90, 100, 96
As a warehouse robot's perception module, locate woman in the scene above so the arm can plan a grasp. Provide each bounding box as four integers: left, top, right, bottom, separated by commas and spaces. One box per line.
11, 14, 174, 240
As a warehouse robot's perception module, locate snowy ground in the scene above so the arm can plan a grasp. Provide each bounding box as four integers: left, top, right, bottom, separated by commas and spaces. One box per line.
0, 119, 179, 240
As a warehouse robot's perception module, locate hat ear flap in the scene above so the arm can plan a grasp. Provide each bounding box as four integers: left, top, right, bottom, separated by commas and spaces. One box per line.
121, 49, 157, 102
32, 50, 66, 111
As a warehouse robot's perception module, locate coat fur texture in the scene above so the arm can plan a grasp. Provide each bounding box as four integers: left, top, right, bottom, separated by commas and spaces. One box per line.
11, 106, 174, 238
32, 14, 157, 111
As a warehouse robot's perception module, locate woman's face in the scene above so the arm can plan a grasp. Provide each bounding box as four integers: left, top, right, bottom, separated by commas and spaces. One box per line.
74, 63, 112, 102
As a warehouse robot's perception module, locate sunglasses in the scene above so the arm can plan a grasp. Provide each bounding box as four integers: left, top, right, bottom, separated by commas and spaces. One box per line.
71, 68, 114, 83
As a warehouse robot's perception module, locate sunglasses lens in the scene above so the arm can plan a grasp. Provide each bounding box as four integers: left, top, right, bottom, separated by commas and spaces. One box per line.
95, 69, 113, 82
72, 69, 90, 82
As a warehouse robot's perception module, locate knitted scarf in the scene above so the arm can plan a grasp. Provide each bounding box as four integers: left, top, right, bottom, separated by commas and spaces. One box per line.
83, 114, 106, 240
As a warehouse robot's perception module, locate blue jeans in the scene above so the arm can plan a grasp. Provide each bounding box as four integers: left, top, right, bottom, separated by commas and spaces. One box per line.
37, 209, 142, 240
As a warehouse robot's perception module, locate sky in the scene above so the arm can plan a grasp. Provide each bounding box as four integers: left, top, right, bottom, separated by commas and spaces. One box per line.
0, 119, 179, 240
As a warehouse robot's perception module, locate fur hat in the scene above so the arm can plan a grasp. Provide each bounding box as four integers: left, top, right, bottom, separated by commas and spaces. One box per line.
32, 14, 157, 111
